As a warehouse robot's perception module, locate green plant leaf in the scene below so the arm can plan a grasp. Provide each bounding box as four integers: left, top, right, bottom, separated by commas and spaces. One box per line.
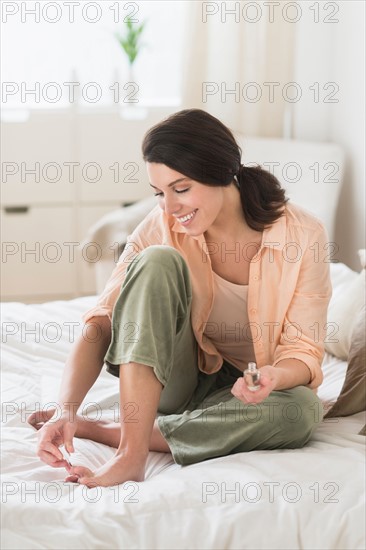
115, 17, 147, 65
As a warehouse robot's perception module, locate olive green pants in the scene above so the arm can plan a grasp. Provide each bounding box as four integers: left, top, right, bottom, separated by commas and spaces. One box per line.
104, 246, 323, 466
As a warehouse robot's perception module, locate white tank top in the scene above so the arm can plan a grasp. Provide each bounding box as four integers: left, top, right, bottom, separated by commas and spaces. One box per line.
203, 270, 256, 372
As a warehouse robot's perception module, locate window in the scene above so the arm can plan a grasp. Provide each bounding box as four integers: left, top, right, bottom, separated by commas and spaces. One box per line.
1, 1, 187, 110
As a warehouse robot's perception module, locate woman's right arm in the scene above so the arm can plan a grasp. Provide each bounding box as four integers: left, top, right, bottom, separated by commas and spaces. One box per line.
58, 316, 112, 417
30, 218, 158, 466
29, 316, 111, 467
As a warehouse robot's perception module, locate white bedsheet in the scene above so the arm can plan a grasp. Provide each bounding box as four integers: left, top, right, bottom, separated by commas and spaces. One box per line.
1, 296, 365, 550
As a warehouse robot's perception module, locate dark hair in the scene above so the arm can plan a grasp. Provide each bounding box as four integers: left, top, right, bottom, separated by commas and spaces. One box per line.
142, 109, 288, 231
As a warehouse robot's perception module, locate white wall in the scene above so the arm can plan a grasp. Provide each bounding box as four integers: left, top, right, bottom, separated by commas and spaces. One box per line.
328, 3, 365, 271
293, 1, 365, 270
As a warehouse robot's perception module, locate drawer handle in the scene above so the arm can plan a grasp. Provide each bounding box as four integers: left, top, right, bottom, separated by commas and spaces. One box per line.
4, 206, 29, 214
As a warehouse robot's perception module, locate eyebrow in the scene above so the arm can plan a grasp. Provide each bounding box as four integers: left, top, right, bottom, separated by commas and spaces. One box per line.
149, 177, 189, 190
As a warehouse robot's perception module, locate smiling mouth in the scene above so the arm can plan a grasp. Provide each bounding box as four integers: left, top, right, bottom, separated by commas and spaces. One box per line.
176, 209, 198, 223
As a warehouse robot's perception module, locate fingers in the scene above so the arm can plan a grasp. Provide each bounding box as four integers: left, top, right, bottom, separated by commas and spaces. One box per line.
37, 449, 69, 469
231, 377, 271, 404
29, 411, 78, 470
33, 419, 76, 469
37, 449, 63, 467
37, 440, 72, 469
37, 438, 64, 465
63, 424, 75, 454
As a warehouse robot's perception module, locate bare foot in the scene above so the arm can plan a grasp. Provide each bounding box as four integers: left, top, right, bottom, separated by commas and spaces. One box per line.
64, 451, 147, 487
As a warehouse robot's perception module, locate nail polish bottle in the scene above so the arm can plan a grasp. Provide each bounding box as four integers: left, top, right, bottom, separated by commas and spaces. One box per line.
244, 362, 261, 392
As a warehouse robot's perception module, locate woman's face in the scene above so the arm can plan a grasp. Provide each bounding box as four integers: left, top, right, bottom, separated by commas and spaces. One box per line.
146, 163, 229, 237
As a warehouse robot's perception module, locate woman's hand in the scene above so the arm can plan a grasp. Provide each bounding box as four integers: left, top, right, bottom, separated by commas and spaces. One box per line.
27, 408, 76, 469
231, 365, 278, 404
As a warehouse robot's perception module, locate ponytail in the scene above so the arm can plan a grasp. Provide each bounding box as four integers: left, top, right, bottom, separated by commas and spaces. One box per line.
236, 164, 288, 232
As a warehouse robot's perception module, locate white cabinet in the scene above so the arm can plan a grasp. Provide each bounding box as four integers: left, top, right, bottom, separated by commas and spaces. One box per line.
1, 108, 171, 302
1, 206, 76, 298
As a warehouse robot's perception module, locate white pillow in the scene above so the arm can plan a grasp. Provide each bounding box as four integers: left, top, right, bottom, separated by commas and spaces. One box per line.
325, 250, 366, 360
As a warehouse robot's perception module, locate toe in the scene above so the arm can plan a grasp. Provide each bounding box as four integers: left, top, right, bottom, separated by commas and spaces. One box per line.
70, 466, 94, 478
64, 474, 80, 483
78, 477, 100, 488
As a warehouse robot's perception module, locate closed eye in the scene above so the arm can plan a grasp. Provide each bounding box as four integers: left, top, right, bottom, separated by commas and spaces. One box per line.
154, 189, 189, 197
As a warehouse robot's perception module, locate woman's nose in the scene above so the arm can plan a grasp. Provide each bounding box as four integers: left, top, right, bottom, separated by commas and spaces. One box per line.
164, 194, 180, 216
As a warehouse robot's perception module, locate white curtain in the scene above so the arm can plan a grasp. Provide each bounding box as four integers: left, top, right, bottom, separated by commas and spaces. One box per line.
181, 1, 296, 137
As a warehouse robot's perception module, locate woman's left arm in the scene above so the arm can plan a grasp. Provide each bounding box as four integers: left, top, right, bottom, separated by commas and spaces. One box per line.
270, 358, 312, 388
232, 223, 333, 403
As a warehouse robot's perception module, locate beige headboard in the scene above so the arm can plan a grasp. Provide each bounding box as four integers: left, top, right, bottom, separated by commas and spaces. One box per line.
237, 135, 345, 242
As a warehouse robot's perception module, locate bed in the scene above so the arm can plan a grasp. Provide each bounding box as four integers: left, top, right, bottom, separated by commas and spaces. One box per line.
1, 261, 365, 550
1, 137, 365, 550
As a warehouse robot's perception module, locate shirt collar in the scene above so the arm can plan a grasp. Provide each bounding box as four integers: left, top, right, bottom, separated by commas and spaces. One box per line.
261, 208, 287, 250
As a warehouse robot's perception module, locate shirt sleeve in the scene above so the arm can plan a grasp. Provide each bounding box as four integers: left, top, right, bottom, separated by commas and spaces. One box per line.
272, 224, 333, 389
81, 235, 143, 325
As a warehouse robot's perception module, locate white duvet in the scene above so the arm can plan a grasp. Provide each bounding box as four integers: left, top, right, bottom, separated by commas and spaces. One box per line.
1, 292, 365, 550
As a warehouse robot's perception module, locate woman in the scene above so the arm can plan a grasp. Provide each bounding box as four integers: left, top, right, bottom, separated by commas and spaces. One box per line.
28, 109, 332, 488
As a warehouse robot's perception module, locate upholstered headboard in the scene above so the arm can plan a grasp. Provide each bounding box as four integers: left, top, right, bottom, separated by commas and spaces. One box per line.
237, 136, 345, 242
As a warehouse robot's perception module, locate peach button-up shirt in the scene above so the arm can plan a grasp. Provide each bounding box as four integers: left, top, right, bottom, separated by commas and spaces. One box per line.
82, 201, 332, 390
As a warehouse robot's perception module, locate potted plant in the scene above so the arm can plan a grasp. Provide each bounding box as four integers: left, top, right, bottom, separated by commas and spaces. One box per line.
115, 17, 146, 105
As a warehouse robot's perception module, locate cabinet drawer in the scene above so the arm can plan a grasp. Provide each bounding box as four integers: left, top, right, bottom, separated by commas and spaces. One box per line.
1, 113, 74, 205
1, 206, 76, 298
